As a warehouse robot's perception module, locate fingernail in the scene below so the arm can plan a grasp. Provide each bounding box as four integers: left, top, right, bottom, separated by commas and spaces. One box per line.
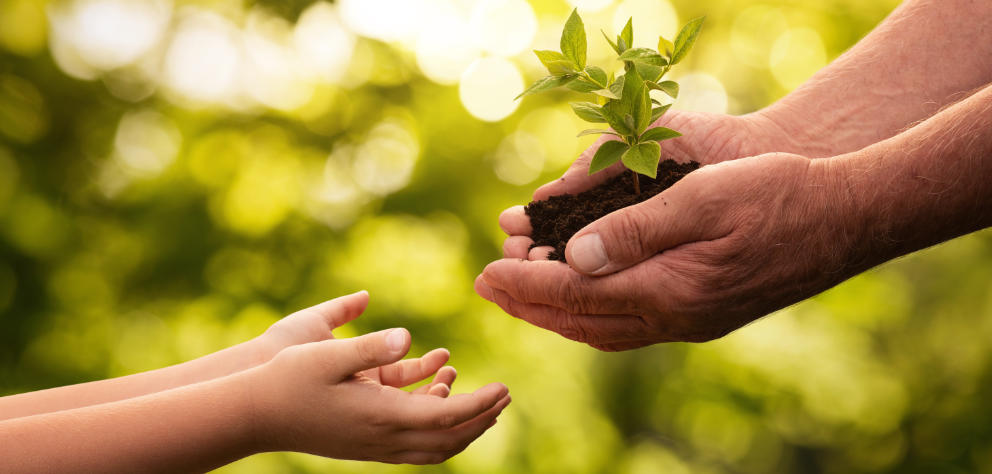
386, 328, 408, 352
570, 233, 608, 273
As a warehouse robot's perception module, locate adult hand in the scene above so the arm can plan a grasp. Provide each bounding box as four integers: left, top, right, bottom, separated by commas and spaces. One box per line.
499, 110, 798, 260
249, 328, 511, 464
478, 153, 859, 350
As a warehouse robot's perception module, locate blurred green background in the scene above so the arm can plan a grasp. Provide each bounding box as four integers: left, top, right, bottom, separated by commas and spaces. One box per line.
2, 0, 992, 472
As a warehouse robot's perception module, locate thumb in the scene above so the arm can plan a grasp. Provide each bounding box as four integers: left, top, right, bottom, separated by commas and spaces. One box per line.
327, 328, 411, 379
563, 187, 720, 276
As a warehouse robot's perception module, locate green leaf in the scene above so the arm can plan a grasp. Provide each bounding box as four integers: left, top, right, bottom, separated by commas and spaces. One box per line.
618, 48, 668, 66
650, 103, 672, 123
601, 30, 621, 54
566, 77, 601, 93
658, 35, 674, 57
623, 113, 636, 133
570, 102, 607, 123
646, 80, 679, 98
561, 9, 587, 69
636, 82, 652, 134
633, 62, 665, 83
621, 141, 662, 178
516, 75, 577, 100
640, 126, 682, 142
671, 17, 704, 65
619, 18, 633, 53
592, 88, 619, 100
600, 106, 632, 135
589, 140, 629, 174
577, 128, 619, 137
608, 75, 625, 98
533, 50, 578, 75
584, 66, 608, 87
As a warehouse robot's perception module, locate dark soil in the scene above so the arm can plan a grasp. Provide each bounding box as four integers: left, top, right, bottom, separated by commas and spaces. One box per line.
526, 159, 700, 262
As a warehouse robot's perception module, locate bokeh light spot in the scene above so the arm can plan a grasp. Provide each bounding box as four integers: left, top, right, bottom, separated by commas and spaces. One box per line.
673, 72, 728, 114
114, 109, 182, 175
492, 131, 545, 185
459, 57, 523, 122
469, 0, 538, 57
48, 0, 171, 71
730, 5, 789, 69
770, 27, 827, 90
612, 0, 678, 49
163, 10, 242, 105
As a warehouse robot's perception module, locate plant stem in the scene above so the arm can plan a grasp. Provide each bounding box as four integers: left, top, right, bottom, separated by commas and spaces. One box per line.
631, 169, 640, 195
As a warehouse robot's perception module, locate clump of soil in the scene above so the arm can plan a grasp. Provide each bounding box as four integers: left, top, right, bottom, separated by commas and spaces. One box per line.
526, 159, 700, 262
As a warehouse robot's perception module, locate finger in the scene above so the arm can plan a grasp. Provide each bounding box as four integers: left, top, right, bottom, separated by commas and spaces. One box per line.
498, 206, 532, 236
527, 245, 553, 261
426, 383, 450, 397
393, 383, 509, 431
564, 174, 728, 276
483, 283, 650, 345
296, 290, 371, 330
481, 258, 642, 315
378, 348, 450, 388
412, 366, 457, 396
393, 394, 510, 453
589, 340, 656, 351
324, 328, 411, 379
503, 236, 534, 259
533, 135, 626, 201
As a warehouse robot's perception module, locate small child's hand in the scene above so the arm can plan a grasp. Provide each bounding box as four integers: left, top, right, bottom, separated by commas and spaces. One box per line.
246, 328, 510, 464
257, 291, 455, 397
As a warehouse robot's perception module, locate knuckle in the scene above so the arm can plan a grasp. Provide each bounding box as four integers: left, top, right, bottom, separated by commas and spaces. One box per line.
356, 339, 380, 365
607, 206, 653, 258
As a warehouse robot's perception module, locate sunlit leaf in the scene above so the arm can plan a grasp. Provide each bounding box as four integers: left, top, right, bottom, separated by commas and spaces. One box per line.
561, 9, 587, 69
584, 66, 608, 87
589, 140, 629, 174
619, 18, 633, 53
577, 128, 619, 137
672, 17, 705, 65
646, 80, 679, 98
640, 126, 682, 142
621, 141, 662, 178
570, 102, 607, 123
650, 103, 672, 123
516, 75, 576, 100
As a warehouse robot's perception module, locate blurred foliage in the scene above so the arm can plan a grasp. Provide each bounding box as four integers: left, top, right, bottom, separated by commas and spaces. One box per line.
2, 0, 992, 473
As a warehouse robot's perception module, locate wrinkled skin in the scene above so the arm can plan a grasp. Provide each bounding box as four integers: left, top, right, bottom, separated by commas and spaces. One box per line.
479, 150, 859, 351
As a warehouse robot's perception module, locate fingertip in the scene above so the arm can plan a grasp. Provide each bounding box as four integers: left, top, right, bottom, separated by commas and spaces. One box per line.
474, 275, 496, 303
527, 246, 553, 261
498, 205, 531, 235
503, 236, 534, 259
386, 328, 411, 355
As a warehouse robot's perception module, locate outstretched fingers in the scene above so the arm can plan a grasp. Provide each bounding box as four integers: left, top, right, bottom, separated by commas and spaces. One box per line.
303, 290, 371, 331
411, 366, 458, 397
391, 394, 511, 459
392, 383, 509, 431
377, 348, 450, 388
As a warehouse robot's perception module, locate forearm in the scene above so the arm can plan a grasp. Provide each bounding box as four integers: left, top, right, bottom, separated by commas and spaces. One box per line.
758, 0, 992, 157
0, 337, 268, 421
0, 371, 257, 473
831, 83, 992, 271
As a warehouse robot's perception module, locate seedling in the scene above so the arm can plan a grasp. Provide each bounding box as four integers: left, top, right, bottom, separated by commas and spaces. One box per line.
517, 10, 704, 194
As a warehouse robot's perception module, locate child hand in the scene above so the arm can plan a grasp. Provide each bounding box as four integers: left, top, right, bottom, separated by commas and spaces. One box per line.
257, 291, 456, 397
247, 328, 510, 464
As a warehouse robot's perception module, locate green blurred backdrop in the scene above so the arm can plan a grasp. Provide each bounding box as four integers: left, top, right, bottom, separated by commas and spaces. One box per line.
2, 0, 992, 472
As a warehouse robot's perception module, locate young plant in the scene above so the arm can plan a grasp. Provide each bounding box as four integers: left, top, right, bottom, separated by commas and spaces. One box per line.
517, 10, 704, 194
